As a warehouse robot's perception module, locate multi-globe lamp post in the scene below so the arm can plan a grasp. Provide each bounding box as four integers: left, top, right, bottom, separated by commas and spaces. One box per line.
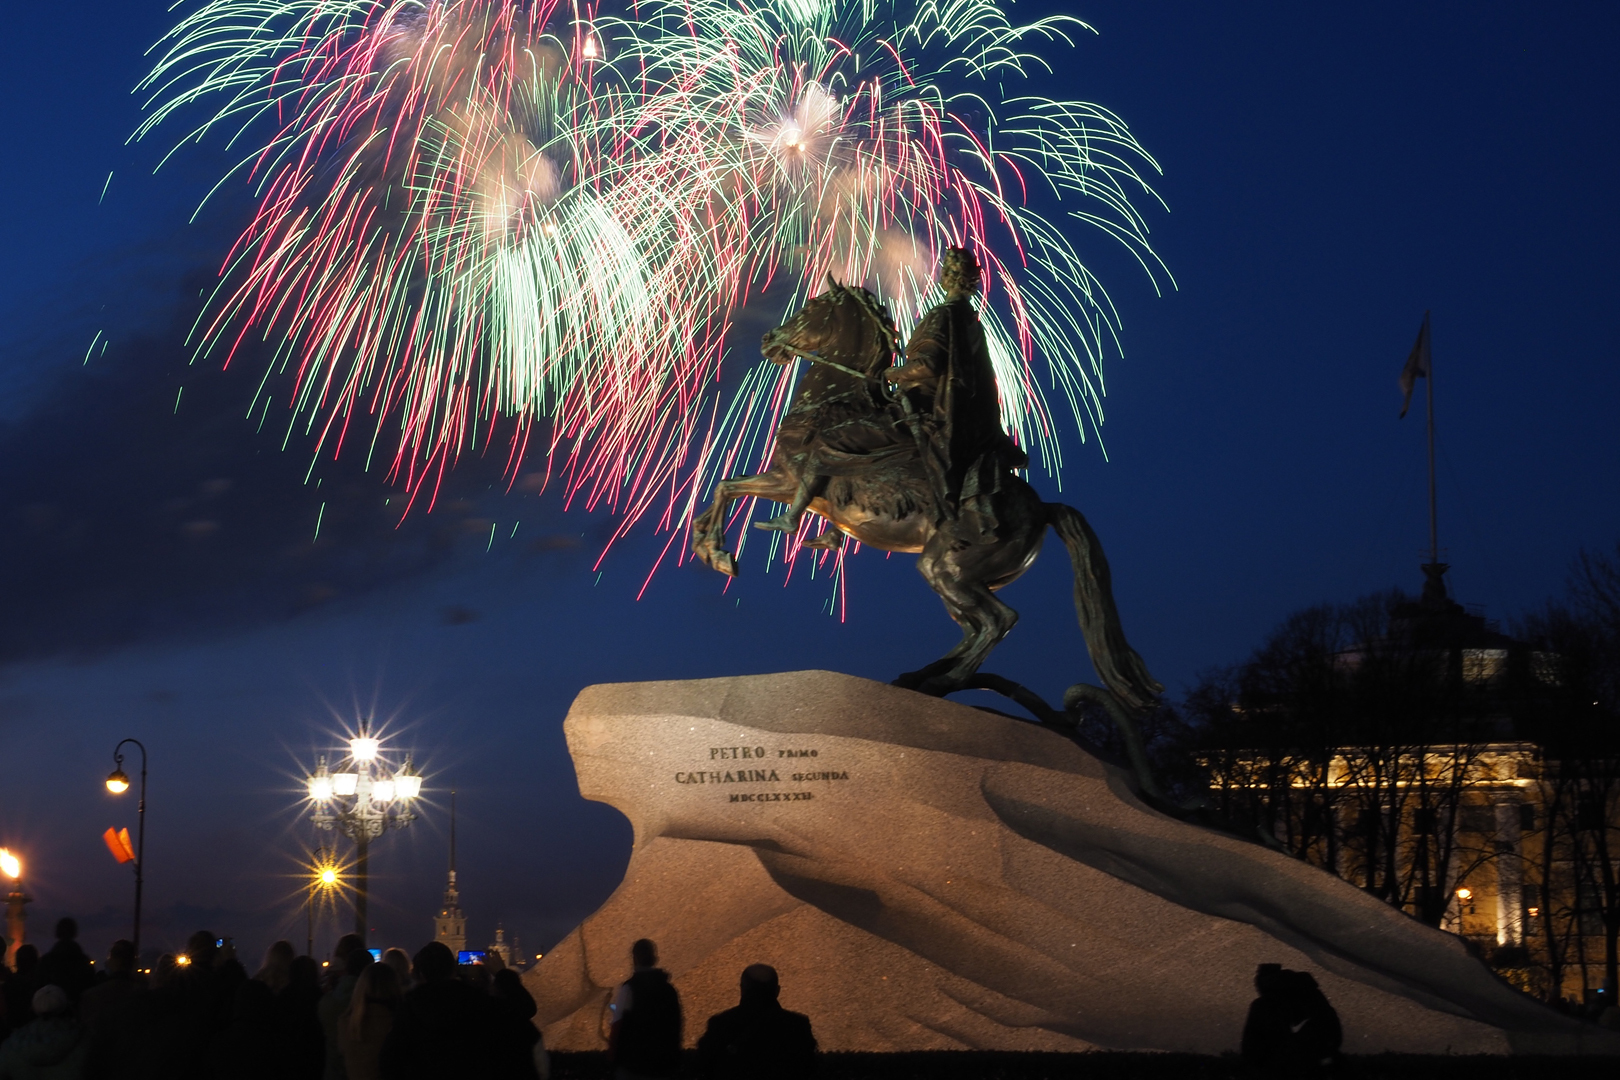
305, 730, 422, 944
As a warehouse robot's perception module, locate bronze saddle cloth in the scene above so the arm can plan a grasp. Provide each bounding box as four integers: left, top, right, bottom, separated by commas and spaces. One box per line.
773, 396, 921, 477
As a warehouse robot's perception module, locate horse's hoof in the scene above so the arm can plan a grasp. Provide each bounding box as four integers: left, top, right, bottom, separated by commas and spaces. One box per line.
752, 514, 796, 534
892, 668, 934, 691
693, 542, 739, 578
803, 530, 843, 550
893, 658, 958, 695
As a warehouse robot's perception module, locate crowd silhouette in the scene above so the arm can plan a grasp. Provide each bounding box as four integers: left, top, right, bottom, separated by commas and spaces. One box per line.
1241, 963, 1342, 1077
0, 926, 1374, 1080
608, 940, 816, 1080
0, 924, 545, 1080
0, 926, 832, 1080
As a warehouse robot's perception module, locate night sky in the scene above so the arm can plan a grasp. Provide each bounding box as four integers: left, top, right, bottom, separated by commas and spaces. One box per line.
1, 2, 1616, 965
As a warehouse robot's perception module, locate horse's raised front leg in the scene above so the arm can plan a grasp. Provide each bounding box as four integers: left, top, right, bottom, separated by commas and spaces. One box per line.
691, 470, 799, 577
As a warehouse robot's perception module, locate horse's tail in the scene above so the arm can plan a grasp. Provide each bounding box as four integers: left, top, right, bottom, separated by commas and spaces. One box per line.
1045, 502, 1164, 712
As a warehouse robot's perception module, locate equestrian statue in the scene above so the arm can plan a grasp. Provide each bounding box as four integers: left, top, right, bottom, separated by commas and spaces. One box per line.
690, 249, 1169, 795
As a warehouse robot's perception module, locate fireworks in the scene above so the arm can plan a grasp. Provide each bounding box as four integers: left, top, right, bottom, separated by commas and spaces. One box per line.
135, 0, 1167, 534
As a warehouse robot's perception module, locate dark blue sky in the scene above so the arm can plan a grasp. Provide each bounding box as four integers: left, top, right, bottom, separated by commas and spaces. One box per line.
1, 1, 1616, 963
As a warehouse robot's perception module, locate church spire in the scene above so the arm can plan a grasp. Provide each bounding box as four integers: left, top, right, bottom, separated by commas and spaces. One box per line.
434, 789, 465, 955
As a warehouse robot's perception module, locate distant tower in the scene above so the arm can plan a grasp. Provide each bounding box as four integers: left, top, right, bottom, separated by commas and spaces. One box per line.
434, 791, 466, 956
488, 923, 511, 967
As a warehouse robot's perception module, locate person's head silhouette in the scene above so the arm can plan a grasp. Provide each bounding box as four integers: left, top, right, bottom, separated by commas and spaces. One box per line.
739, 963, 779, 1005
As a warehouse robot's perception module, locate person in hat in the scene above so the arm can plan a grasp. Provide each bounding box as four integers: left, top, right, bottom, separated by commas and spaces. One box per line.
0, 984, 90, 1079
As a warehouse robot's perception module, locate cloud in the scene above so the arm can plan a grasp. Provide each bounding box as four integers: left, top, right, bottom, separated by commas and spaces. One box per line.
0, 267, 583, 668
0, 204, 822, 673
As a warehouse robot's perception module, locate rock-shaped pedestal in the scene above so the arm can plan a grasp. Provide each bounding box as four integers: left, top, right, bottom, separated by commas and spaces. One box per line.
524, 671, 1616, 1054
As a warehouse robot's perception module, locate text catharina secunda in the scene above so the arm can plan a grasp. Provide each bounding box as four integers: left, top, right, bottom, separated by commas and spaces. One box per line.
673, 770, 850, 784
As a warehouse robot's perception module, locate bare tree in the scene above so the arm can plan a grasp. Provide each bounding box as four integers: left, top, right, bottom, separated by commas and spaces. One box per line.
1190, 590, 1509, 927
1454, 540, 1620, 1006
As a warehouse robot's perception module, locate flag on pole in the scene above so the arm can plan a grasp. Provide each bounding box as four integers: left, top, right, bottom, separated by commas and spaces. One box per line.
102, 827, 136, 864
1399, 311, 1431, 418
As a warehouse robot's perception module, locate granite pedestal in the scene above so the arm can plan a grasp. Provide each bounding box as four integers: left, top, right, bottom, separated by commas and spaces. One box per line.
524, 671, 1617, 1054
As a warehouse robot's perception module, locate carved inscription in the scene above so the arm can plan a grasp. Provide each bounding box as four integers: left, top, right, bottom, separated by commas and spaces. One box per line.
674, 769, 780, 785
674, 746, 848, 803
711, 747, 767, 760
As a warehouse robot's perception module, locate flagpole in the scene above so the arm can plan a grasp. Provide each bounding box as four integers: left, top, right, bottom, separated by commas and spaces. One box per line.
1423, 312, 1438, 567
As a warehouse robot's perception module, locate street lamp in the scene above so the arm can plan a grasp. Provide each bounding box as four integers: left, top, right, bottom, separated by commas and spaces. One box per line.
106, 739, 148, 962
0, 849, 28, 968
307, 851, 341, 956
305, 727, 422, 944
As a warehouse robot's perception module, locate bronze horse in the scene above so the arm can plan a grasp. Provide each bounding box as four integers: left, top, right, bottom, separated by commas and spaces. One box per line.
690, 282, 1162, 716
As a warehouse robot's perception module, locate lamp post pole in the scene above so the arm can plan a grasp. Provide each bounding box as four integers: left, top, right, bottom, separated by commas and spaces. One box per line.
307, 852, 338, 958
306, 729, 420, 948
354, 831, 370, 940
0, 850, 27, 968
107, 739, 148, 963
3, 884, 26, 968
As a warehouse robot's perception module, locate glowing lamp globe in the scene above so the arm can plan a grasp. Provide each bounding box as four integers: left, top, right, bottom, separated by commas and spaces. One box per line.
371, 779, 396, 803
349, 737, 380, 762
0, 849, 19, 880
319, 868, 338, 887
307, 775, 334, 801
106, 769, 131, 795
394, 773, 422, 799
332, 773, 359, 797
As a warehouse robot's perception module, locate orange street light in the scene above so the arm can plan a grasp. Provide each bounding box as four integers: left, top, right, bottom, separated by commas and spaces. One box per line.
307, 852, 342, 955
106, 739, 148, 963
1, 848, 29, 968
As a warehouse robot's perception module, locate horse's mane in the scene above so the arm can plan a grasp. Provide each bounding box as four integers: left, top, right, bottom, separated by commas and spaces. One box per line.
821, 278, 899, 367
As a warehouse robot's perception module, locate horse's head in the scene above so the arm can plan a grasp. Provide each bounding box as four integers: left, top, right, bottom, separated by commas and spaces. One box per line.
760, 281, 841, 365
761, 275, 897, 379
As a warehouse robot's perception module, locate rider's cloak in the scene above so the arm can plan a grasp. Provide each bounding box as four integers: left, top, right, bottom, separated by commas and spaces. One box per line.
903, 296, 1028, 538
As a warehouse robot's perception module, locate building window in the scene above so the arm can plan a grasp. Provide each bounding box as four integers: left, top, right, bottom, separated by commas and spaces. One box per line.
1578, 882, 1605, 935
1462, 649, 1508, 685
1460, 805, 1495, 835
1577, 794, 1607, 832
